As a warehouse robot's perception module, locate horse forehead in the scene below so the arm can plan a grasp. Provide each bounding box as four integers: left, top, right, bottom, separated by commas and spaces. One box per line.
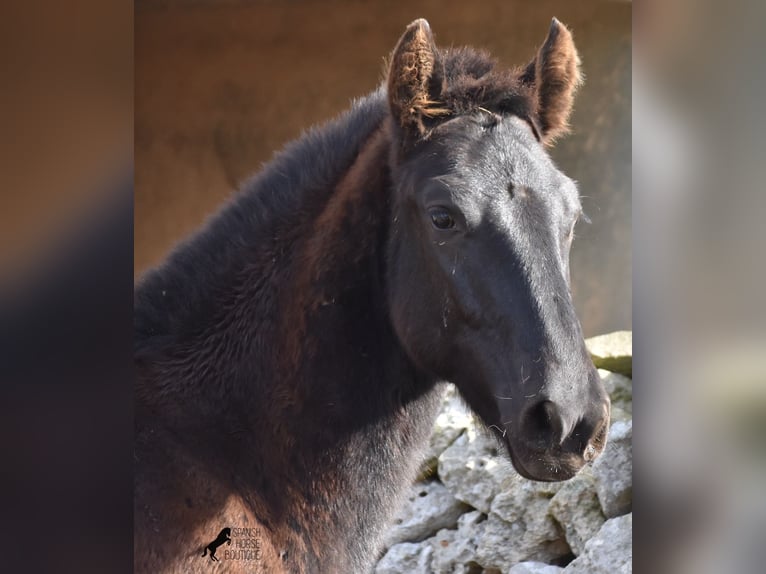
447, 121, 569, 201
486, 119, 559, 179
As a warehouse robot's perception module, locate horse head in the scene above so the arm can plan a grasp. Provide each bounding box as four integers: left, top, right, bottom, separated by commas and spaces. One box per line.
384, 19, 610, 481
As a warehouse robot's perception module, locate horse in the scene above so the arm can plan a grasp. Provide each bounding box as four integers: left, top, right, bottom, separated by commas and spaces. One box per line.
202, 527, 232, 562
134, 18, 610, 573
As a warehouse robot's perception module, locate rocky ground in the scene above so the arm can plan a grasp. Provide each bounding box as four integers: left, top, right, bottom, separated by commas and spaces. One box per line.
374, 331, 633, 574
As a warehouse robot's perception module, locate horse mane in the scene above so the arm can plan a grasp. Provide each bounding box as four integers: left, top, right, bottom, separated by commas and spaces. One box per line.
135, 88, 389, 353
436, 47, 536, 121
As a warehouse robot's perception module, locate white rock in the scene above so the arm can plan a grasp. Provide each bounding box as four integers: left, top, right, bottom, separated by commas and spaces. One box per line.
585, 331, 632, 376
473, 512, 525, 571
592, 420, 632, 518
426, 528, 473, 574
427, 511, 485, 574
491, 475, 562, 525
419, 385, 476, 479
438, 426, 516, 513
474, 510, 569, 571
598, 369, 632, 414
384, 480, 469, 548
609, 405, 631, 424
375, 541, 432, 574
563, 513, 632, 573
476, 475, 567, 568
548, 468, 606, 555
509, 562, 564, 574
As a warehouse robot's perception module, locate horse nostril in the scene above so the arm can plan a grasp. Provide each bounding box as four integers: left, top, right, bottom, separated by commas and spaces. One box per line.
520, 400, 566, 447
520, 398, 610, 456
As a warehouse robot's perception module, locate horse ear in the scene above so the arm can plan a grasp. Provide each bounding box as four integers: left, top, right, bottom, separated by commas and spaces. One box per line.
520, 18, 582, 146
387, 18, 447, 137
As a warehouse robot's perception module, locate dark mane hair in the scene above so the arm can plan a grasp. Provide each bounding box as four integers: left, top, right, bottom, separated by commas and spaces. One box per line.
135, 89, 388, 352
432, 48, 537, 128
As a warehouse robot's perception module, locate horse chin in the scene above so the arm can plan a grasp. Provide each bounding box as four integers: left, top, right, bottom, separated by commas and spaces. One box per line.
503, 438, 586, 482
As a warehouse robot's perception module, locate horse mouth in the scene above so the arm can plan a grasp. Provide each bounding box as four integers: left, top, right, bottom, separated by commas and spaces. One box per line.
492, 396, 611, 482
502, 433, 606, 482
507, 447, 581, 482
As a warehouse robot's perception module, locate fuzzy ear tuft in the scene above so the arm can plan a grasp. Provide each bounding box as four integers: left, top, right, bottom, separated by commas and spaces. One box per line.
520, 18, 582, 146
387, 18, 447, 137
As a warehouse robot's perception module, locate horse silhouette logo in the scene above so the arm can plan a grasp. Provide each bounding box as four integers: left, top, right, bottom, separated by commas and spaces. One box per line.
202, 527, 232, 561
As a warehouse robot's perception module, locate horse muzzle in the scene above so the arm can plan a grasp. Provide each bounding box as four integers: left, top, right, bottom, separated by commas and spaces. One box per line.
504, 397, 611, 482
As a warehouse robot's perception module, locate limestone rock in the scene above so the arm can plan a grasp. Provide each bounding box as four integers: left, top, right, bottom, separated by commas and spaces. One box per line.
548, 468, 606, 555
375, 541, 432, 574
599, 369, 632, 414
509, 562, 564, 574
476, 474, 569, 571
474, 510, 569, 571
609, 405, 631, 424
490, 475, 562, 535
473, 512, 523, 571
471, 477, 569, 571
586, 331, 632, 376
592, 420, 632, 518
438, 427, 516, 513
428, 511, 485, 574
490, 475, 562, 534
563, 513, 632, 573
419, 384, 476, 479
384, 480, 470, 548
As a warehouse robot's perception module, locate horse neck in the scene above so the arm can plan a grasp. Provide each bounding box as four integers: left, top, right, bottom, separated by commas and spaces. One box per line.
136, 111, 433, 440
135, 104, 442, 570
258, 123, 441, 564
276, 118, 430, 428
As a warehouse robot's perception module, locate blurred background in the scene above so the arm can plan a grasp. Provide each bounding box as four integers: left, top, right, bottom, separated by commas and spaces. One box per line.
135, 0, 632, 338
0, 1, 132, 283
0, 2, 133, 573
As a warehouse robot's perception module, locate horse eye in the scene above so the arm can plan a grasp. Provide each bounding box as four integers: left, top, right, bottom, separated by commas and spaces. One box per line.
429, 207, 455, 230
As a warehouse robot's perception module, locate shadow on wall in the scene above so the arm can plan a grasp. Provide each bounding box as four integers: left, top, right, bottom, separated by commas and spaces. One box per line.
135, 0, 631, 337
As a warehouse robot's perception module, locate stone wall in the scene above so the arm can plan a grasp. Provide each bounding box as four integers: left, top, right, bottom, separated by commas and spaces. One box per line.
374, 332, 633, 573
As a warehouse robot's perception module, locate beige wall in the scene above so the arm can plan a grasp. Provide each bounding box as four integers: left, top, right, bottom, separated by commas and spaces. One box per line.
136, 0, 631, 336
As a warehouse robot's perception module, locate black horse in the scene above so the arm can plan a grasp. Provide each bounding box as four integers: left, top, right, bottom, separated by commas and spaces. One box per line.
135, 18, 609, 573
201, 528, 231, 562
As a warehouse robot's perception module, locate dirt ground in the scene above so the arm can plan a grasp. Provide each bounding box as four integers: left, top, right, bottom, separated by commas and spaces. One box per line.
135, 0, 631, 336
